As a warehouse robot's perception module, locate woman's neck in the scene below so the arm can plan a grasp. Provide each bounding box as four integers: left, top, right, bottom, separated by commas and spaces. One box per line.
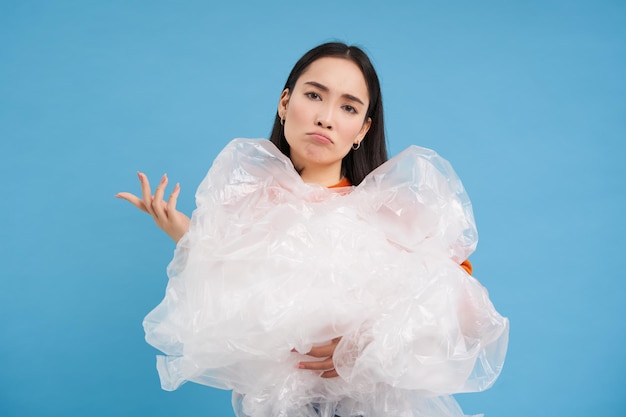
298, 164, 343, 187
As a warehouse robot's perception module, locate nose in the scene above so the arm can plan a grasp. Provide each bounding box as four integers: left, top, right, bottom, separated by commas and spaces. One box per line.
316, 119, 332, 129
315, 106, 333, 130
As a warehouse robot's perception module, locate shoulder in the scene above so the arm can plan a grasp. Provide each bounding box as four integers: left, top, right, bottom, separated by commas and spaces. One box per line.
356, 145, 469, 202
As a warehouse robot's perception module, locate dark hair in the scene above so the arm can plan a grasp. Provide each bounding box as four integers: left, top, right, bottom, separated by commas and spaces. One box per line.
269, 42, 388, 186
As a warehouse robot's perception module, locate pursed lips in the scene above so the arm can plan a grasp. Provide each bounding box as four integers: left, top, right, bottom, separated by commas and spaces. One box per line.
307, 132, 333, 144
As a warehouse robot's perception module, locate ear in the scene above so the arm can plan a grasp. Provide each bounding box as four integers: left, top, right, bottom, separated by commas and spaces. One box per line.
278, 88, 290, 118
355, 117, 372, 143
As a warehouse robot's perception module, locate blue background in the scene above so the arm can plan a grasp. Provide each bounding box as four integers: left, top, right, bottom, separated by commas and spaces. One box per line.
1, 1, 624, 416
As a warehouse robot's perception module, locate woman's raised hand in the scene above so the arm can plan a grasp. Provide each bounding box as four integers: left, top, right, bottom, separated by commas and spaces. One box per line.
116, 172, 190, 243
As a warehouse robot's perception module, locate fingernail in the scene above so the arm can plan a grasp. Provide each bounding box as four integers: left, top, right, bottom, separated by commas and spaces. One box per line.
137, 171, 142, 180
298, 363, 305, 369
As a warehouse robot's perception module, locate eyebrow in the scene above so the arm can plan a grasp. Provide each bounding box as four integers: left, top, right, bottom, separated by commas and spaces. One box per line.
304, 81, 366, 106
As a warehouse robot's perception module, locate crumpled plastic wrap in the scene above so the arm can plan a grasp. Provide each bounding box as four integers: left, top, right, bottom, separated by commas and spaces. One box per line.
143, 138, 509, 417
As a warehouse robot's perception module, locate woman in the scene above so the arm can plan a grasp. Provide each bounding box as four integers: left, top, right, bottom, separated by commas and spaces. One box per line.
117, 42, 508, 417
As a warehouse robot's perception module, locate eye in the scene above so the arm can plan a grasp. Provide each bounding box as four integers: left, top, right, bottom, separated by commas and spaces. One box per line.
342, 105, 357, 114
305, 92, 321, 100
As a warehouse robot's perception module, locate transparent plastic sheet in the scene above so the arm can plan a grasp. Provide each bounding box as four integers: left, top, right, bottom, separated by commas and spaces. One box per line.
143, 139, 509, 417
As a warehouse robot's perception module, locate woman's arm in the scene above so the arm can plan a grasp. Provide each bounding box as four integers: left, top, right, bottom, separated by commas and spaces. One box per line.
298, 260, 474, 379
116, 172, 190, 243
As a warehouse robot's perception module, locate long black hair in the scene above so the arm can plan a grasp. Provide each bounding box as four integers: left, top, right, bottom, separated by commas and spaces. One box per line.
268, 42, 388, 186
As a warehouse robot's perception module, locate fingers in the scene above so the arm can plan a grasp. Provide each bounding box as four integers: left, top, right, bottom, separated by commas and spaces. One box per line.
298, 356, 333, 371
305, 344, 334, 358
152, 174, 168, 219
298, 356, 339, 379
167, 183, 181, 214
297, 337, 342, 378
138, 172, 155, 216
303, 337, 341, 358
115, 192, 150, 213
117, 172, 188, 243
118, 172, 174, 219
321, 369, 338, 378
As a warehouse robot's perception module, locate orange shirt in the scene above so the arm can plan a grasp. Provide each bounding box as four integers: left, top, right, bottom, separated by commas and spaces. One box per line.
328, 178, 473, 275
328, 177, 352, 188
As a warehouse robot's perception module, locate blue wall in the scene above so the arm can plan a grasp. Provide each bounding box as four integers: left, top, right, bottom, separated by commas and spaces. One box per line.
1, 1, 624, 416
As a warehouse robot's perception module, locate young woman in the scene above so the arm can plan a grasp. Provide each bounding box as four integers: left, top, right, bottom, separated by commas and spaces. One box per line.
117, 42, 508, 417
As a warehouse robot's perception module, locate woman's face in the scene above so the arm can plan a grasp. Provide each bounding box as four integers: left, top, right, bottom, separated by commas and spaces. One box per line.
278, 57, 371, 184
